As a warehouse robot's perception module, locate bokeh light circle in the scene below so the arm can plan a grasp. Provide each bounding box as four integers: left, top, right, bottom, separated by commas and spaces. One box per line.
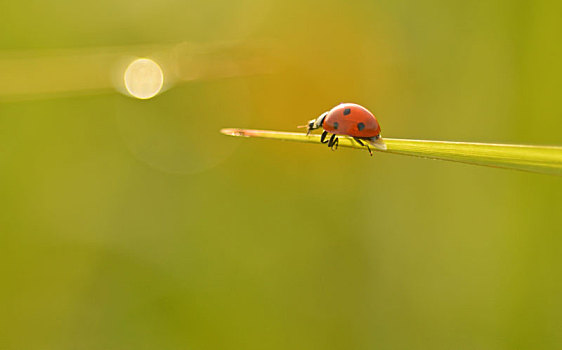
124, 58, 164, 99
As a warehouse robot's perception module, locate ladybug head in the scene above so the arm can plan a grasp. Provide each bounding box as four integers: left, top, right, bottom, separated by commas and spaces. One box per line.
302, 112, 328, 135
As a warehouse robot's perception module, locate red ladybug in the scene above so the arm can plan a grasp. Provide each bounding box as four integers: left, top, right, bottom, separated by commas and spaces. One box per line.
300, 103, 385, 155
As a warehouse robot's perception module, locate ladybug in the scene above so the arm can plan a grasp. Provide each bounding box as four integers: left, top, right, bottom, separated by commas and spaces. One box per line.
299, 103, 385, 156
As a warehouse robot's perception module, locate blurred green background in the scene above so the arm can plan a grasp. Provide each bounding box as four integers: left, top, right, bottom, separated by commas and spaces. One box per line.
1, 0, 562, 349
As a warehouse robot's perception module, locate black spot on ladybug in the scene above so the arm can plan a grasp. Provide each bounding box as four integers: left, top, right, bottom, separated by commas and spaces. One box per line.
357, 122, 365, 131
343, 108, 351, 116
333, 122, 339, 130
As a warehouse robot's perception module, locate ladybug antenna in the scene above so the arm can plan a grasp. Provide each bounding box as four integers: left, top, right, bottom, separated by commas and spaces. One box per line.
297, 124, 311, 136
298, 112, 328, 136
297, 119, 317, 135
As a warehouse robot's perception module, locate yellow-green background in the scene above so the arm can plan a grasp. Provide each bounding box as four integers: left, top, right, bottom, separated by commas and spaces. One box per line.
1, 1, 561, 349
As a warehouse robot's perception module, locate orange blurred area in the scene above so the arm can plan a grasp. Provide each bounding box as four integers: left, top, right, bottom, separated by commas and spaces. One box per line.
1, 1, 562, 349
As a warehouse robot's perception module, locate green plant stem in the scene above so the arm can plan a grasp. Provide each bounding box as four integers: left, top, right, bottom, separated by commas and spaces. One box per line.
220, 128, 562, 176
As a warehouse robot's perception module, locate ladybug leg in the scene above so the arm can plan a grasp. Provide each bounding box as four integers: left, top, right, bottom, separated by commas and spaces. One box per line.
320, 131, 329, 144
354, 138, 373, 156
365, 143, 373, 156
328, 134, 335, 147
328, 134, 338, 151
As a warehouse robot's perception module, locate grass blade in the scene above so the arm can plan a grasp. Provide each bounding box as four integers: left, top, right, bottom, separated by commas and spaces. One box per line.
220, 128, 562, 176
